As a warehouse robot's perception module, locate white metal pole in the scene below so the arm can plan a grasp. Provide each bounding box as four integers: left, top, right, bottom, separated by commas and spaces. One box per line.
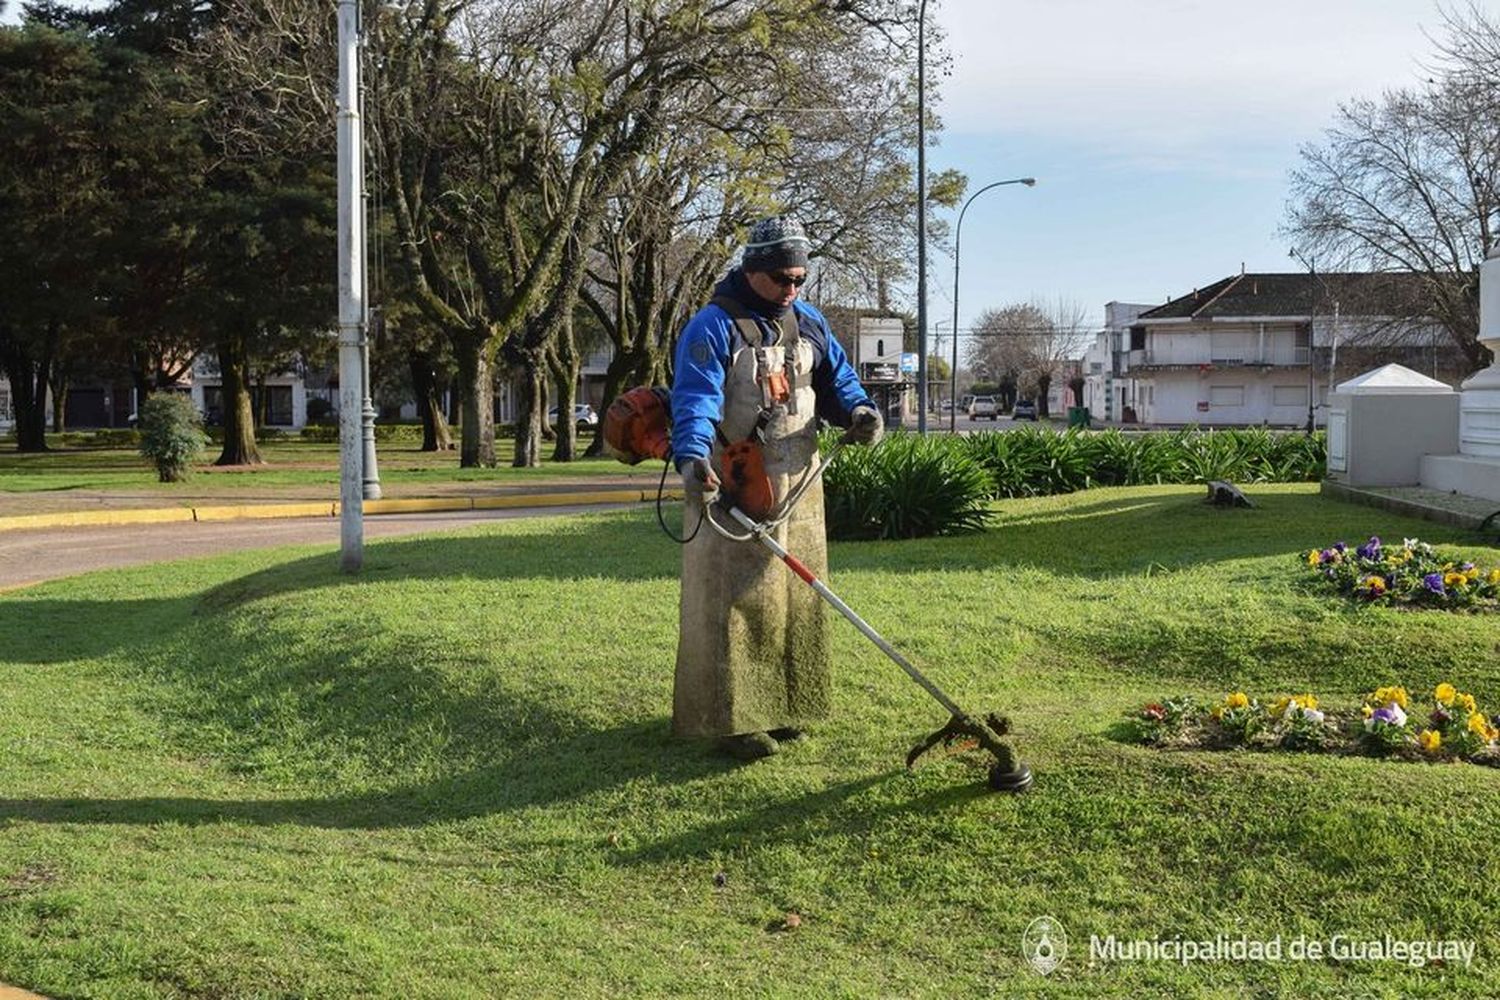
337, 0, 365, 571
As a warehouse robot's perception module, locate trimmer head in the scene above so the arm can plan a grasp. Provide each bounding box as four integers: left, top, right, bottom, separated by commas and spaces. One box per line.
907, 712, 1032, 794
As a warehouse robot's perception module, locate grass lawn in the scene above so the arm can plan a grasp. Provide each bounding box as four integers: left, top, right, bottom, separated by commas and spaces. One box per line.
2, 484, 1499, 997
0, 434, 629, 495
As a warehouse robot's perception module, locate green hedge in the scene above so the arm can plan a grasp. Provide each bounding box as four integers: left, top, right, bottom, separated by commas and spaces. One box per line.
821, 428, 1325, 539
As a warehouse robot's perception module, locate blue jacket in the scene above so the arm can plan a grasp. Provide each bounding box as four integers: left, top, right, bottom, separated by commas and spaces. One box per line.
671, 271, 874, 465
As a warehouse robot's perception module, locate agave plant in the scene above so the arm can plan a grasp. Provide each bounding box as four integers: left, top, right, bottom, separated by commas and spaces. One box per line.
823, 432, 993, 540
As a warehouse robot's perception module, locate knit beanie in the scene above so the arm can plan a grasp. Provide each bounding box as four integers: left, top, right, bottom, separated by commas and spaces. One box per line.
741, 215, 811, 272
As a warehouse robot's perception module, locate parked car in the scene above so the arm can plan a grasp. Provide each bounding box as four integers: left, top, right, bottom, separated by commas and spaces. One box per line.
1011, 399, 1038, 421
968, 395, 999, 420
548, 403, 598, 429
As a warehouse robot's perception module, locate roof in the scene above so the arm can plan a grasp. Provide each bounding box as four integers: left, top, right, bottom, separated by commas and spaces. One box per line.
1335, 363, 1454, 395
1136, 272, 1443, 322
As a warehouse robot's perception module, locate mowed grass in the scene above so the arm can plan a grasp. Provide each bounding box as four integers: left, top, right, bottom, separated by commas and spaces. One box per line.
2, 484, 1499, 997
0, 435, 628, 494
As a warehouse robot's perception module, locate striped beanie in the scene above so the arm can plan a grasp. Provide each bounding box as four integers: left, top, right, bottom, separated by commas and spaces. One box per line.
741, 215, 811, 271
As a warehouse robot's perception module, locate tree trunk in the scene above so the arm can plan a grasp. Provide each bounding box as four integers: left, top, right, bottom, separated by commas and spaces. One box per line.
49, 375, 67, 433
409, 350, 454, 451
215, 334, 262, 465
1036, 374, 1052, 418
0, 328, 54, 452
512, 351, 546, 467
453, 333, 496, 467
548, 329, 580, 463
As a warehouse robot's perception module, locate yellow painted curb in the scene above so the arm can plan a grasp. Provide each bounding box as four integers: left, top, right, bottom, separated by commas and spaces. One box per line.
362, 498, 474, 515
0, 507, 196, 531
473, 490, 644, 510
192, 502, 338, 522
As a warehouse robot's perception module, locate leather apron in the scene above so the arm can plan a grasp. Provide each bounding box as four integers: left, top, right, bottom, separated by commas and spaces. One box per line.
673, 309, 832, 737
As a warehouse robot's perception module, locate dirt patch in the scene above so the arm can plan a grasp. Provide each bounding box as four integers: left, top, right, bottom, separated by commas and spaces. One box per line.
2, 862, 60, 897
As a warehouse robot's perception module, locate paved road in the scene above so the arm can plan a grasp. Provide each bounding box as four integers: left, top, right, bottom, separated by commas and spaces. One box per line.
0, 504, 626, 592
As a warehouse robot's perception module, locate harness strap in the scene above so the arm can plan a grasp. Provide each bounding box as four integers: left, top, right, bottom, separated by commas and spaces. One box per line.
711, 294, 801, 416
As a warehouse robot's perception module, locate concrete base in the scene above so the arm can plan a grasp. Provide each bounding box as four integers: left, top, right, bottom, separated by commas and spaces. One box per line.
1420, 453, 1500, 505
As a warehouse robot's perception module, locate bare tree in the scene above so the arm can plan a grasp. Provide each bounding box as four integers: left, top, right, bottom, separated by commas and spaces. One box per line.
1282, 2, 1500, 373
965, 298, 1090, 415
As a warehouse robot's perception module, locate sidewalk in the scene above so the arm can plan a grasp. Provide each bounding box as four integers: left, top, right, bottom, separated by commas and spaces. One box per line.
0, 473, 679, 532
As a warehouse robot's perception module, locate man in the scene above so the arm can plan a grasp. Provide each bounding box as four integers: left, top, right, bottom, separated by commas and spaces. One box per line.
670, 216, 883, 760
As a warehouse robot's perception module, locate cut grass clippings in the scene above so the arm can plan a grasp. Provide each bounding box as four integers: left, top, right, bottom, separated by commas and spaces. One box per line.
1, 484, 1499, 996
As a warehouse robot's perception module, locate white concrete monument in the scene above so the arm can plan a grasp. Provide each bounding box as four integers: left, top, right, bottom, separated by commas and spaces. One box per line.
1420, 251, 1500, 502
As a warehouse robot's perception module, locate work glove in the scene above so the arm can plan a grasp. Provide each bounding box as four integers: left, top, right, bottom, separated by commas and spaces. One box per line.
845, 405, 884, 446
680, 456, 721, 509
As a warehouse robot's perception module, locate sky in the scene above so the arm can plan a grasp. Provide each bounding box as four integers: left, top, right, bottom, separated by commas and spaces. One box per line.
927, 0, 1453, 356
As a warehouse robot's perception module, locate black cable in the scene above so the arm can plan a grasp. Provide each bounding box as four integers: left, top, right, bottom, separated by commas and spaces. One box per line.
656, 457, 704, 544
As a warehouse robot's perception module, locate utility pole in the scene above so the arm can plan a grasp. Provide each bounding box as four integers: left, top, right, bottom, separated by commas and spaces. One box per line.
336, 0, 365, 570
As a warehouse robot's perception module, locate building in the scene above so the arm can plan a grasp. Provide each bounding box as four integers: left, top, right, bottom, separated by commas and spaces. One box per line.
1119, 272, 1465, 428
1080, 301, 1152, 423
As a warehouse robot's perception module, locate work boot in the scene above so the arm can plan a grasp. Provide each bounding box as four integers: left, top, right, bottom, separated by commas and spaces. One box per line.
716, 731, 779, 760
768, 727, 806, 743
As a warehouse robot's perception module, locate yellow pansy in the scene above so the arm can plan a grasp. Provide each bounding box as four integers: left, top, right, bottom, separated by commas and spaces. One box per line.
1435, 683, 1456, 706
1362, 704, 1374, 718
1488, 568, 1500, 585
1306, 550, 1321, 566
1418, 729, 1442, 752
1297, 693, 1318, 711
1445, 572, 1468, 588
1468, 713, 1490, 737
1458, 693, 1477, 713
1225, 692, 1249, 710
1372, 686, 1410, 709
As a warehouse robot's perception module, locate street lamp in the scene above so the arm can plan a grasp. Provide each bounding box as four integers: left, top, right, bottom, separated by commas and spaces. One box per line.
916, 0, 929, 433
951, 178, 1037, 432
1289, 248, 1337, 436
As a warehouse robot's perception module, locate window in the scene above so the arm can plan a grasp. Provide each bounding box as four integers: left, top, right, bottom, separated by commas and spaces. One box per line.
1273, 385, 1307, 407
1089, 362, 1103, 374
877, 338, 885, 357
255, 386, 294, 426
1209, 385, 1244, 407
1129, 327, 1145, 351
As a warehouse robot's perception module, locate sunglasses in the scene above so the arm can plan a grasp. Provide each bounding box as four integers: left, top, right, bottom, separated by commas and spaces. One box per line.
768, 271, 808, 288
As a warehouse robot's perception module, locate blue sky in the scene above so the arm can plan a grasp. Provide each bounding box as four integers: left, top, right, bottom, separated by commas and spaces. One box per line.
928, 0, 1452, 350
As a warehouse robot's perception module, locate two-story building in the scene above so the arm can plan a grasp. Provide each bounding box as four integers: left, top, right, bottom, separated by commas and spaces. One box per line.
1121, 272, 1464, 427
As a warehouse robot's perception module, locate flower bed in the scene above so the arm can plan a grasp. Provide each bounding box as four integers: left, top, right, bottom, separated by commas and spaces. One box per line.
1127, 684, 1500, 766
1302, 536, 1500, 611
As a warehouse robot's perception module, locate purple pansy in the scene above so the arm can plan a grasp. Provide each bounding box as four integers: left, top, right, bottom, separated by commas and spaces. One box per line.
1423, 573, 1445, 594
1356, 536, 1382, 560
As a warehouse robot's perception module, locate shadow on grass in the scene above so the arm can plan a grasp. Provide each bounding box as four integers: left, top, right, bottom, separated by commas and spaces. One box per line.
618, 769, 991, 866
0, 717, 747, 830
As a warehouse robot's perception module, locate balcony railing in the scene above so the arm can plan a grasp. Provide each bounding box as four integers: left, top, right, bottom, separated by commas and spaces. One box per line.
1124, 347, 1311, 368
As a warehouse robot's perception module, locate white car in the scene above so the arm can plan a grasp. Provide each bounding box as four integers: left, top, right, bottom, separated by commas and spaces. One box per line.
548, 403, 598, 429
968, 396, 999, 420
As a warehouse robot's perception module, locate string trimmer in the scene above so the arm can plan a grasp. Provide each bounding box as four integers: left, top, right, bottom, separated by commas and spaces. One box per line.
603, 387, 1032, 793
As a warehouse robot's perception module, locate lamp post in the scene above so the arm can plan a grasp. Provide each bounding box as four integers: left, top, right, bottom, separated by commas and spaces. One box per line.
1289, 248, 1337, 435
916, 0, 929, 433
951, 178, 1036, 432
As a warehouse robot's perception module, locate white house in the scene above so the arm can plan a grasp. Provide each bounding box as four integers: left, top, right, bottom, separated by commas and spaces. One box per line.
1121, 272, 1464, 428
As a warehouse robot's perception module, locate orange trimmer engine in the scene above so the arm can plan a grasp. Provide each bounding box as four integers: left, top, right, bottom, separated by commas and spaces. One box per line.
603, 386, 673, 465
720, 439, 775, 521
